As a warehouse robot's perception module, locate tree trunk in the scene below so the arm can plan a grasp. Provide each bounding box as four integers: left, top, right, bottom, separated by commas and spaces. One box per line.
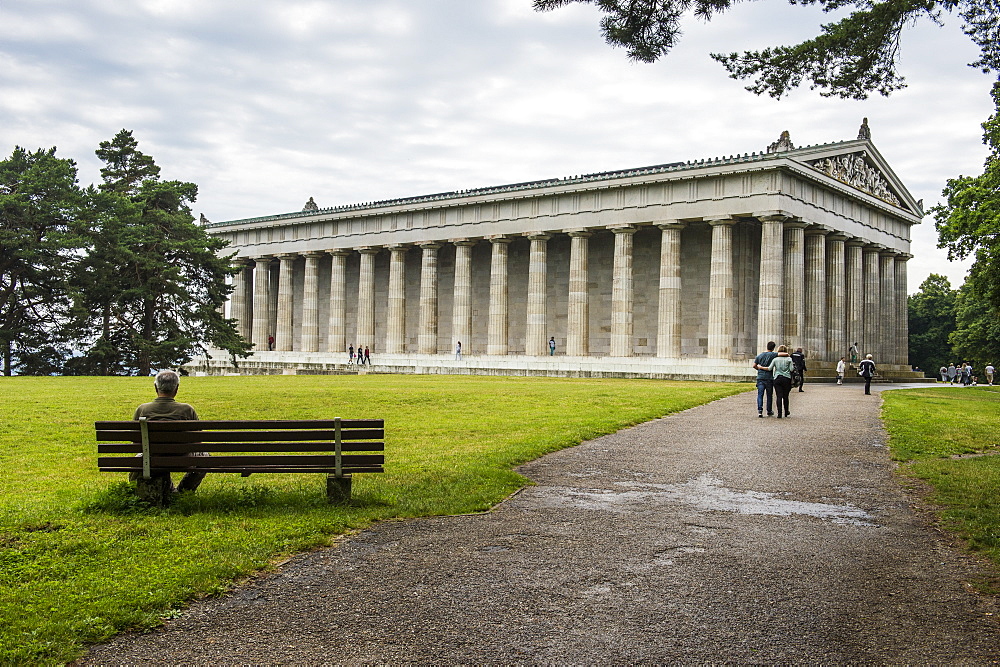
139, 298, 154, 376
100, 303, 111, 376
2, 339, 10, 376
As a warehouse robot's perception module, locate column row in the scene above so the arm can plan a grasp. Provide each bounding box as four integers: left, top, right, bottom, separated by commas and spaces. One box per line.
229, 220, 910, 366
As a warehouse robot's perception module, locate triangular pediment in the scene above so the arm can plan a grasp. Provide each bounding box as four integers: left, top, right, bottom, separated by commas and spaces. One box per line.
782, 139, 922, 218
808, 151, 902, 207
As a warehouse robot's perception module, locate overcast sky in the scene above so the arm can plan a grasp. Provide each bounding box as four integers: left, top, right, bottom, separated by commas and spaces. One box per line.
2, 0, 993, 292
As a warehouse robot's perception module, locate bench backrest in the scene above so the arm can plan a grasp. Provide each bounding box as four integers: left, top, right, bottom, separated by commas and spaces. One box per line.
96, 418, 384, 476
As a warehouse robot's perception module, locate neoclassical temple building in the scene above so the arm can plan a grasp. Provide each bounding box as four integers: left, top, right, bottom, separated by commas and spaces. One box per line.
193, 123, 923, 381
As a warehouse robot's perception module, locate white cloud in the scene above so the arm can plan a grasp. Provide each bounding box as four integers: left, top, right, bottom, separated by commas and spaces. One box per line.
0, 0, 991, 291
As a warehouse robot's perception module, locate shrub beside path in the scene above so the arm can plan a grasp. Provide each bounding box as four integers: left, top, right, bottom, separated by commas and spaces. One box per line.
83, 384, 1000, 663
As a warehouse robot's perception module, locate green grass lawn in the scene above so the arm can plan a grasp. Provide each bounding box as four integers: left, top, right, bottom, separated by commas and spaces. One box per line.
0, 374, 746, 665
882, 386, 1000, 587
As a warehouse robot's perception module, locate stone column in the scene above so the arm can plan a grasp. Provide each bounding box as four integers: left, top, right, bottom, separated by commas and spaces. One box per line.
862, 245, 881, 359
252, 256, 271, 351
230, 262, 249, 338
845, 239, 865, 363
566, 230, 591, 356
783, 221, 807, 348
274, 254, 296, 351
880, 250, 897, 366
804, 228, 829, 360
451, 240, 476, 355
327, 250, 349, 355
301, 252, 322, 352
610, 226, 637, 357
825, 233, 849, 361
708, 218, 736, 359
487, 237, 512, 356
756, 214, 786, 350
418, 243, 440, 355
386, 245, 408, 354
657, 222, 685, 358
895, 254, 910, 366
357, 247, 378, 350
525, 233, 550, 356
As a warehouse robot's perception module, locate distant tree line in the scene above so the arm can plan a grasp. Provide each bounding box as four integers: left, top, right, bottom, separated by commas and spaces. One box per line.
0, 130, 251, 376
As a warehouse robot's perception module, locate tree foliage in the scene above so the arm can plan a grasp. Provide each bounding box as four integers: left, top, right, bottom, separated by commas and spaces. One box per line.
0, 147, 82, 376
907, 273, 957, 374
932, 85, 1000, 370
934, 83, 1000, 310
66, 130, 251, 376
533, 0, 1000, 99
949, 281, 1000, 369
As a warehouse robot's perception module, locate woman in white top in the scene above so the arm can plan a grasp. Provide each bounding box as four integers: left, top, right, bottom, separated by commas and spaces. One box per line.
767, 345, 796, 418
836, 357, 846, 385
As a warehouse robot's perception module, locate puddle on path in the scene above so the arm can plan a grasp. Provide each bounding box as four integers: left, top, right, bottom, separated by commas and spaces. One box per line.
539, 474, 875, 526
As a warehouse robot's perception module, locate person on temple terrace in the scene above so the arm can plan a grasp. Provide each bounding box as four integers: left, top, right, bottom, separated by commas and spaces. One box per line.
767, 345, 795, 418
130, 369, 207, 494
859, 354, 877, 395
836, 357, 846, 385
753, 341, 778, 418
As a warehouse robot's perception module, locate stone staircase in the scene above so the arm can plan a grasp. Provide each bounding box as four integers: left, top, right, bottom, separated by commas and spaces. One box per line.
802, 361, 934, 384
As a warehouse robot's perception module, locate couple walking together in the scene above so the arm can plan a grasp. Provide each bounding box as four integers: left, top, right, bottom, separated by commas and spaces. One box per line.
753, 342, 797, 418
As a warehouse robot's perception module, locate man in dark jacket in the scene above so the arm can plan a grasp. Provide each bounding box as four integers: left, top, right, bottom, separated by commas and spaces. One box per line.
791, 348, 807, 392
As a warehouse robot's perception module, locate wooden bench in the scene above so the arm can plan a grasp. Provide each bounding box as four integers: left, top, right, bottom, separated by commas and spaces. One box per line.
96, 418, 384, 506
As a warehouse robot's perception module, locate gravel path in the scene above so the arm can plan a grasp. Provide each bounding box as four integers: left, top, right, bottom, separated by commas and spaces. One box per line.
83, 384, 1000, 664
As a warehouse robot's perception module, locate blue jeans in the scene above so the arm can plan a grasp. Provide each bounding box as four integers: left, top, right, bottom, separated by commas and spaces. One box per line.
756, 378, 774, 413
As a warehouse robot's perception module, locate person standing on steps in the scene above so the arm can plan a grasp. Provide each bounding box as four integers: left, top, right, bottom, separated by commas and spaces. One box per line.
348, 345, 355, 364
752, 341, 778, 418
791, 347, 807, 392
363, 345, 371, 365
859, 354, 877, 395
836, 357, 846, 385
767, 345, 795, 418
455, 341, 462, 360
549, 337, 556, 356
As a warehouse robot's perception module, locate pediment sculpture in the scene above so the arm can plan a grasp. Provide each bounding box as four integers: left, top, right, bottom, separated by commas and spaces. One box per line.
808, 153, 900, 207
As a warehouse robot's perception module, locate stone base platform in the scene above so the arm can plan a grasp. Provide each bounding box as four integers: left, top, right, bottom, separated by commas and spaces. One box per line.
185, 350, 932, 383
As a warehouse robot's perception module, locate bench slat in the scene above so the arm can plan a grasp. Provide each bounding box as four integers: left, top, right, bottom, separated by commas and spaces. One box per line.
96, 429, 384, 443
98, 466, 385, 474
97, 454, 384, 468
95, 419, 383, 431
97, 441, 384, 454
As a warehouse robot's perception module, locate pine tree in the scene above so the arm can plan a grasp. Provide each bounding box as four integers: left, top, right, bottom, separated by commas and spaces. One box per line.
68, 130, 250, 376
0, 146, 82, 375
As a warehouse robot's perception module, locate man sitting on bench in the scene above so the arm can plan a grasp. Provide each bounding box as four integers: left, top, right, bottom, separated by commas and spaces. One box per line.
131, 370, 207, 493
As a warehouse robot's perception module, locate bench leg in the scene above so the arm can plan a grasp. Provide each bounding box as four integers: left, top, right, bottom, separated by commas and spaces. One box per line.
134, 473, 173, 507
326, 474, 352, 503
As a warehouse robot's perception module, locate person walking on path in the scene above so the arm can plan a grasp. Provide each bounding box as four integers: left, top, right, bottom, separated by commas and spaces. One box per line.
549, 337, 556, 356
752, 341, 778, 418
987, 363, 995, 385
348, 345, 355, 364
363, 346, 371, 365
859, 354, 877, 395
791, 348, 807, 392
768, 345, 795, 418
837, 357, 846, 385
455, 341, 462, 360
940, 365, 948, 382
947, 363, 957, 384
962, 363, 973, 386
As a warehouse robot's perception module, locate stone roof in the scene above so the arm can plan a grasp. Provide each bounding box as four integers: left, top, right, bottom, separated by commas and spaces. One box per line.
207, 138, 869, 229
